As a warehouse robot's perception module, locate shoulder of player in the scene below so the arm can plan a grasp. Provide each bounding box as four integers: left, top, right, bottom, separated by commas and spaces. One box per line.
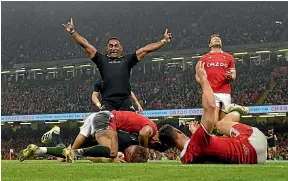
122, 52, 137, 59
199, 53, 210, 60
92, 52, 105, 59
95, 78, 103, 84
223, 52, 234, 59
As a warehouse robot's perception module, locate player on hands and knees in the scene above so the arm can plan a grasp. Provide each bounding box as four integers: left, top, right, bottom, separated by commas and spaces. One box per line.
92, 77, 143, 112
196, 34, 236, 126
63, 18, 171, 112
159, 61, 267, 164
67, 110, 161, 162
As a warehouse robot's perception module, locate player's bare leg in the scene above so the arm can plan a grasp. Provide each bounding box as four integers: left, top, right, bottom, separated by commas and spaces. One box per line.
267, 148, 272, 160
68, 130, 119, 162
215, 104, 249, 136
214, 105, 239, 126
273, 147, 277, 160
219, 111, 227, 121
95, 130, 118, 158
71, 134, 88, 149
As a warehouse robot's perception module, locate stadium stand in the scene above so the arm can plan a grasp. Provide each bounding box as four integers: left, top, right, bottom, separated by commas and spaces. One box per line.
1, 2, 287, 65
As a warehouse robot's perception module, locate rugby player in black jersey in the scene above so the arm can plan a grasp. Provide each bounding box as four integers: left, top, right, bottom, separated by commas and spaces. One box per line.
62, 18, 172, 111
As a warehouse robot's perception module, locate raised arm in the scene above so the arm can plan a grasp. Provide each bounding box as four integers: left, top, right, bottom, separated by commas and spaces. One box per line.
136, 29, 172, 61
62, 18, 96, 59
195, 61, 216, 133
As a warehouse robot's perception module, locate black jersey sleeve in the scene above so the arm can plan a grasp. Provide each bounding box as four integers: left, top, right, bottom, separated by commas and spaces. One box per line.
91, 52, 105, 70
94, 78, 103, 92
126, 52, 139, 70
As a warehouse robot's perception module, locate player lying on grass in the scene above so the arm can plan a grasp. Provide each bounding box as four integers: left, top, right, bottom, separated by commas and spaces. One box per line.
158, 61, 267, 164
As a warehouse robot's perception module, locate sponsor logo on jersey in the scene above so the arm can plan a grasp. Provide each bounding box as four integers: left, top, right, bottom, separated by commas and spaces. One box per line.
206, 62, 228, 68
230, 127, 240, 137
109, 60, 121, 64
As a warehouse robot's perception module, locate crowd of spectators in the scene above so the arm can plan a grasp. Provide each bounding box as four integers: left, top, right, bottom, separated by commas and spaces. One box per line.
2, 60, 287, 115
265, 65, 288, 105
2, 2, 287, 65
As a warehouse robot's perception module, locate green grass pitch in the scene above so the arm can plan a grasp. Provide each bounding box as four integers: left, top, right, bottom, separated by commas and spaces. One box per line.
2, 160, 288, 181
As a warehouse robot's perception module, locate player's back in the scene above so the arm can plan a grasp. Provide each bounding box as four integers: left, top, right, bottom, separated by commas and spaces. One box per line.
112, 110, 158, 135
200, 51, 234, 93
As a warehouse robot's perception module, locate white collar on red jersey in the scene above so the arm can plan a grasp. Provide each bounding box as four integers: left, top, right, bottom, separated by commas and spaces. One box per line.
210, 51, 223, 54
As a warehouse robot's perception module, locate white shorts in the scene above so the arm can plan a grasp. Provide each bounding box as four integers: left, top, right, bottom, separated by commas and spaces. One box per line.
80, 113, 97, 138
213, 93, 231, 112
80, 111, 114, 138
248, 127, 268, 164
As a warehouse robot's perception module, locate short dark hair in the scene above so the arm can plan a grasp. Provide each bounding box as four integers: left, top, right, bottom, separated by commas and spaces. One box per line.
129, 146, 149, 163
107, 37, 121, 44
208, 33, 220, 44
158, 124, 177, 148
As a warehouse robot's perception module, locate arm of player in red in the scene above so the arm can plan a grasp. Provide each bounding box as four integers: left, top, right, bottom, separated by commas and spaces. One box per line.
139, 125, 154, 148
195, 61, 216, 133
227, 56, 236, 81
195, 57, 204, 84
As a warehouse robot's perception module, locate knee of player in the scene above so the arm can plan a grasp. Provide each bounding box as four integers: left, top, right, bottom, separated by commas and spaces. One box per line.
215, 121, 223, 130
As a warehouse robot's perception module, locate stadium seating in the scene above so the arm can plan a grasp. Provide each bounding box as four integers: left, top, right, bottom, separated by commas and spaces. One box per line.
2, 60, 287, 115
2, 2, 287, 65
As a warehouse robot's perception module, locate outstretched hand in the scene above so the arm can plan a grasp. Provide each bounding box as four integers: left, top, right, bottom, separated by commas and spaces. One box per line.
62, 18, 75, 33
195, 61, 207, 81
164, 29, 172, 42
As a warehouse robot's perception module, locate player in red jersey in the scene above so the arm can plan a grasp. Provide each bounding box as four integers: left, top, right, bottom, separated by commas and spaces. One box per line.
66, 110, 160, 162
196, 34, 236, 125
159, 61, 267, 164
